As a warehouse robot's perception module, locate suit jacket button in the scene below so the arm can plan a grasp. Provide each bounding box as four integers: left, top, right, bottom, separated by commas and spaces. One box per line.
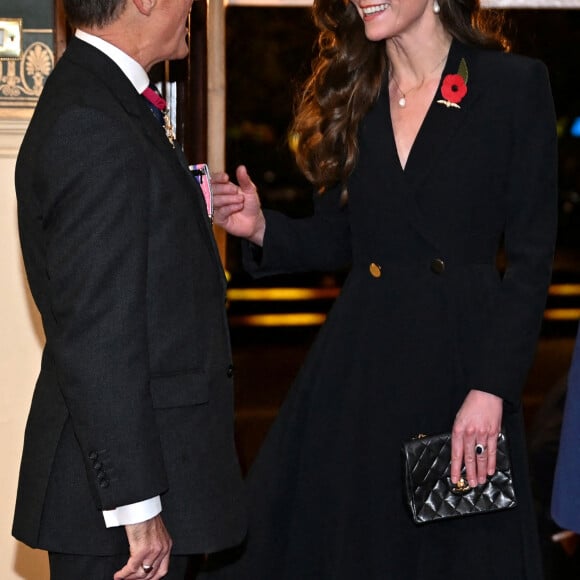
430, 258, 445, 275
369, 262, 382, 278
88, 451, 98, 460
227, 364, 234, 378
98, 479, 110, 488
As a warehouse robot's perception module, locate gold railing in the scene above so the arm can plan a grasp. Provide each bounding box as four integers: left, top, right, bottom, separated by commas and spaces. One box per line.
227, 283, 580, 327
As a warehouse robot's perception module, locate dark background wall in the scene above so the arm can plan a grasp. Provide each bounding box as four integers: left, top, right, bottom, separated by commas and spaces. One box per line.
2, 0, 52, 28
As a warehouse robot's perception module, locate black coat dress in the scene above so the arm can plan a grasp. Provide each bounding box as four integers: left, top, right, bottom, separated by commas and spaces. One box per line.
205, 40, 557, 579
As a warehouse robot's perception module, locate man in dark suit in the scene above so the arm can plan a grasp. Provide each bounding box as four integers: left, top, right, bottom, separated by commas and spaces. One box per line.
13, 1, 245, 578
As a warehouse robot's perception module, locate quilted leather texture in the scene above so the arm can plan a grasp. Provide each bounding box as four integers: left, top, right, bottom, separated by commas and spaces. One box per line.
402, 431, 517, 524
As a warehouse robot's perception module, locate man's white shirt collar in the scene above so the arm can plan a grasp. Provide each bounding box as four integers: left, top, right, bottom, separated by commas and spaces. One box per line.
75, 29, 149, 94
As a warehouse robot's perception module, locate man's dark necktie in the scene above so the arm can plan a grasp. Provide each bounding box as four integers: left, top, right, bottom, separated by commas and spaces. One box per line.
141, 83, 175, 145
142, 84, 166, 125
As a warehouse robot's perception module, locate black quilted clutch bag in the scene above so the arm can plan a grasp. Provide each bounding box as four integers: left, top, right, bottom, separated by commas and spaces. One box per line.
402, 431, 517, 524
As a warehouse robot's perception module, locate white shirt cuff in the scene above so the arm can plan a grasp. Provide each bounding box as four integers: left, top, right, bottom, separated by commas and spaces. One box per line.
102, 496, 162, 528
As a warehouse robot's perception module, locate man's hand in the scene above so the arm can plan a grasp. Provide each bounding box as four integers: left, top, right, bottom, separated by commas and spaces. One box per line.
114, 515, 172, 579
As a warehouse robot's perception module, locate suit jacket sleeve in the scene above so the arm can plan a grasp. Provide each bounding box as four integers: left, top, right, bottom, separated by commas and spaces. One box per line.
37, 106, 168, 510
242, 184, 352, 277
467, 60, 558, 407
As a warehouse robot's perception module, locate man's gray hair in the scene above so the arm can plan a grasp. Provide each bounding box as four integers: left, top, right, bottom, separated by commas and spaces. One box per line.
63, 0, 128, 28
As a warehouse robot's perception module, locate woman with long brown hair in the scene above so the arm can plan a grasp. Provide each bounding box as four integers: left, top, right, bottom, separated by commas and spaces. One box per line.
204, 1, 557, 577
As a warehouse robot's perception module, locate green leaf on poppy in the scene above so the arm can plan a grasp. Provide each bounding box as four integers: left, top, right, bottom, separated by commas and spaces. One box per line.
458, 58, 469, 84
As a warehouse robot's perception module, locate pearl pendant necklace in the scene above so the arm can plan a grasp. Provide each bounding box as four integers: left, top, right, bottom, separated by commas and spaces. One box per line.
390, 52, 449, 109
390, 74, 419, 109
391, 74, 413, 108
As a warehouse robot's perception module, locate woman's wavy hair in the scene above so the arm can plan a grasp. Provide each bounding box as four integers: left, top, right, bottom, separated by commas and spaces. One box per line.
291, 0, 508, 191
64, 0, 127, 28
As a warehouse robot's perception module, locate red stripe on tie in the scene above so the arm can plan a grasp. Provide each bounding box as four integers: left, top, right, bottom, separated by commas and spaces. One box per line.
142, 87, 167, 111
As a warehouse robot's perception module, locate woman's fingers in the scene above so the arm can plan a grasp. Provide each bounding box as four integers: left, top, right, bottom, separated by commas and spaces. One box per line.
451, 389, 503, 486
485, 431, 499, 476
450, 429, 465, 484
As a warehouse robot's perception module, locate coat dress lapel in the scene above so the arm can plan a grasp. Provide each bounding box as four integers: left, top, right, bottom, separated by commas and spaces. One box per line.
397, 40, 484, 251
402, 39, 480, 182
359, 39, 485, 254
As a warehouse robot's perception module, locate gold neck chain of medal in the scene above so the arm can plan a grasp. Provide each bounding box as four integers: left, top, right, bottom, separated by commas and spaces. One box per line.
163, 109, 176, 146
389, 52, 449, 108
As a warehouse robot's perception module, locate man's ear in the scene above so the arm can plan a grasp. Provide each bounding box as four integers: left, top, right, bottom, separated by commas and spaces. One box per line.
132, 0, 157, 16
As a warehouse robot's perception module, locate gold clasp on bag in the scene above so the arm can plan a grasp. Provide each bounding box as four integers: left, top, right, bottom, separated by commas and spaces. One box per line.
413, 433, 472, 495
451, 477, 472, 495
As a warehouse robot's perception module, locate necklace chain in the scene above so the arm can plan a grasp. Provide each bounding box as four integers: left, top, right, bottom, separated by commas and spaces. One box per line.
390, 52, 449, 108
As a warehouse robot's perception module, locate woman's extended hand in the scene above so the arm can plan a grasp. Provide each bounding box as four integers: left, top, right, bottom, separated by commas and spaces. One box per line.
451, 389, 504, 488
210, 165, 266, 246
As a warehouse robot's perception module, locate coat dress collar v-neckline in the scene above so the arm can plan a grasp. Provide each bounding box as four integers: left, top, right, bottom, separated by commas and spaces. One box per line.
384, 39, 483, 186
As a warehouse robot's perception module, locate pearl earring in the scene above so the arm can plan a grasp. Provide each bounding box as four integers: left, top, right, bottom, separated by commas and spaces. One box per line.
433, 0, 441, 13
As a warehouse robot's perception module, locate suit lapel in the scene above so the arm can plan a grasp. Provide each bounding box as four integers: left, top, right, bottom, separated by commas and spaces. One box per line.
63, 38, 225, 279
64, 38, 175, 157
175, 147, 227, 281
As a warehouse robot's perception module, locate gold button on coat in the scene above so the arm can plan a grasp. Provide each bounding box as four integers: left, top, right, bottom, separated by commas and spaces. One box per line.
430, 258, 445, 274
369, 262, 382, 278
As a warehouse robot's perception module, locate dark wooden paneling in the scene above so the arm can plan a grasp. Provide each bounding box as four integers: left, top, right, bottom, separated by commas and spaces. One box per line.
178, 0, 208, 164
54, 0, 69, 62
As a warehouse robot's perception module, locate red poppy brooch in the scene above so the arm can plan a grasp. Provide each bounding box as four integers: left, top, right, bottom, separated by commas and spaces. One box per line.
437, 58, 468, 109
